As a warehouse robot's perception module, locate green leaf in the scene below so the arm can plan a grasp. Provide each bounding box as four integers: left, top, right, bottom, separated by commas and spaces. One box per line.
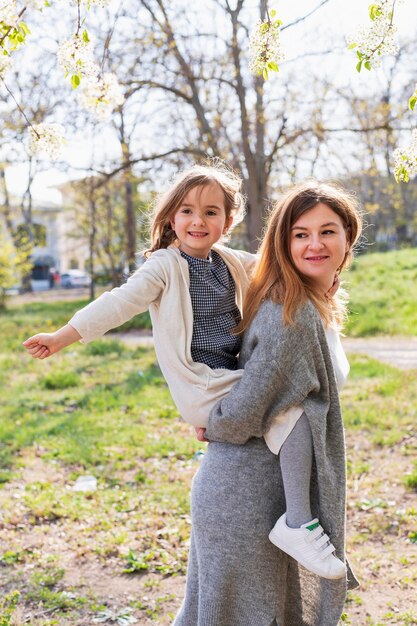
270, 9, 277, 18
262, 67, 269, 80
356, 60, 363, 73
364, 60, 372, 71
19, 21, 31, 35
70, 74, 81, 89
369, 4, 381, 20
82, 28, 90, 43
268, 61, 279, 72
347, 42, 357, 50
356, 50, 363, 60
409, 96, 417, 111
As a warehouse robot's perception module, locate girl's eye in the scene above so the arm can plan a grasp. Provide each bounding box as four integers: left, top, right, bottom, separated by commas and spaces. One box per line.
323, 229, 335, 235
294, 232, 307, 238
180, 208, 191, 214
207, 210, 218, 216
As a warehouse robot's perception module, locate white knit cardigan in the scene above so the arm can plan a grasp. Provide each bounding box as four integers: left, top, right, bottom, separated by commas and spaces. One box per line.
69, 244, 256, 427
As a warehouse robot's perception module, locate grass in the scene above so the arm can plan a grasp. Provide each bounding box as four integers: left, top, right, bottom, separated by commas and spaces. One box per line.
342, 354, 417, 445
345, 247, 417, 336
1, 262, 417, 623
0, 301, 198, 623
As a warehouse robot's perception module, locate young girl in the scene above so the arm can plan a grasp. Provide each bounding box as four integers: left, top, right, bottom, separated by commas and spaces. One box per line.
23, 162, 255, 426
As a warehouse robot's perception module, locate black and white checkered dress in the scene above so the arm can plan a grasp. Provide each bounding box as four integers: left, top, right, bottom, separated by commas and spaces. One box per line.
180, 250, 242, 370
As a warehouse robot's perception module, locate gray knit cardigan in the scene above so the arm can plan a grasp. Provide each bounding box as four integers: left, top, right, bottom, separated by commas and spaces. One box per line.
174, 299, 358, 626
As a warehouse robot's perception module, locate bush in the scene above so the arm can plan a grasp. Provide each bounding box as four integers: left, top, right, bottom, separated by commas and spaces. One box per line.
42, 371, 80, 389
85, 339, 125, 356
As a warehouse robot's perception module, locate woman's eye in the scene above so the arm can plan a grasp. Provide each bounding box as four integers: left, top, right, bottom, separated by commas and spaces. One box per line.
323, 230, 335, 235
294, 232, 307, 238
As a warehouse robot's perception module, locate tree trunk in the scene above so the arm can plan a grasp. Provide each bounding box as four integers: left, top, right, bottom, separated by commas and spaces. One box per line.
245, 174, 267, 252
88, 185, 96, 301
119, 112, 136, 272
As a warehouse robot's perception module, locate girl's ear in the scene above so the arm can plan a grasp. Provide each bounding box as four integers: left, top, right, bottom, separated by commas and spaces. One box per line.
223, 215, 233, 234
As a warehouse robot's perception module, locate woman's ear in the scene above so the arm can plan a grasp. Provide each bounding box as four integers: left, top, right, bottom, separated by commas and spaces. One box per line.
345, 225, 352, 252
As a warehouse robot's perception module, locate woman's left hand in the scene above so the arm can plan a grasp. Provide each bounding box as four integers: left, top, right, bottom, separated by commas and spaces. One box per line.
327, 273, 340, 297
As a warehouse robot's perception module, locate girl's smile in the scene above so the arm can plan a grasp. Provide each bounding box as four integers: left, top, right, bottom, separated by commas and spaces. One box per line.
170, 183, 232, 259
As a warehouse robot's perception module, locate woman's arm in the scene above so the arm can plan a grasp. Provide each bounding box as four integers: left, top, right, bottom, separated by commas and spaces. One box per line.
206, 301, 323, 445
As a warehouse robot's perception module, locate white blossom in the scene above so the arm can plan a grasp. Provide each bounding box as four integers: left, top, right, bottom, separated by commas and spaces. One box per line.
57, 34, 99, 81
79, 71, 124, 120
0, 0, 18, 27
347, 1, 399, 69
79, 0, 114, 6
24, 0, 46, 10
28, 123, 66, 159
393, 129, 417, 183
249, 14, 285, 79
0, 53, 12, 78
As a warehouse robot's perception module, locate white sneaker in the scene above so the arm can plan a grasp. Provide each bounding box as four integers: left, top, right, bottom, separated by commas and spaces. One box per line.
269, 513, 346, 580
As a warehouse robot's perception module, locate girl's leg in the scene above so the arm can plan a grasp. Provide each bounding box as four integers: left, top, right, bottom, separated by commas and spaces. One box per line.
269, 412, 346, 579
279, 413, 312, 528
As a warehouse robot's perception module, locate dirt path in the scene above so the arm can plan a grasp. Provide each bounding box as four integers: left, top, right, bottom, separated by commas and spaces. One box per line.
11, 290, 417, 370
111, 331, 417, 370
342, 336, 417, 370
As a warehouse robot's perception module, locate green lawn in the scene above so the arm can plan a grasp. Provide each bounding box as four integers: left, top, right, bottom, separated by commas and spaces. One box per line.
345, 247, 417, 336
0, 250, 416, 624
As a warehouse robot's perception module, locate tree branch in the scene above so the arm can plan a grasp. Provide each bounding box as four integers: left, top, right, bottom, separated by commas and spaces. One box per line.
282, 0, 332, 31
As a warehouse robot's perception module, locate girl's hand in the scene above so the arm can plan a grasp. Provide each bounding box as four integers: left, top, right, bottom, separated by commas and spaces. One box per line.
22, 333, 61, 359
22, 324, 81, 359
194, 427, 208, 442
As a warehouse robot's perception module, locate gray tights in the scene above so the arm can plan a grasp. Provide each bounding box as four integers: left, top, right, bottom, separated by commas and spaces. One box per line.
279, 412, 313, 528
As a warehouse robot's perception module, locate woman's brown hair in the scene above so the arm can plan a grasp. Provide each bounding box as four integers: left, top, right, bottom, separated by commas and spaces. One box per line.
238, 180, 363, 332
144, 160, 246, 257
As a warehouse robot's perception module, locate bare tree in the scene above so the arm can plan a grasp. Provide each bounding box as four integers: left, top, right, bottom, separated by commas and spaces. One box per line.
102, 0, 334, 250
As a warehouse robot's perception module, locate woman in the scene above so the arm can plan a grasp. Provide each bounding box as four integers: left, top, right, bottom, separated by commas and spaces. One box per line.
174, 181, 362, 626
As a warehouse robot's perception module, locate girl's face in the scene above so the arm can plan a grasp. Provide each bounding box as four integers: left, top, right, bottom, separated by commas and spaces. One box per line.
290, 202, 349, 292
170, 183, 232, 259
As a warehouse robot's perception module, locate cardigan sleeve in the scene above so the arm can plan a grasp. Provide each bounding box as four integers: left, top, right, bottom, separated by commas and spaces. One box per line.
68, 253, 167, 343
206, 301, 323, 445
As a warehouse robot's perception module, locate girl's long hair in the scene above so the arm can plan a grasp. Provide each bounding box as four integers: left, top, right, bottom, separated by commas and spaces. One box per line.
144, 160, 246, 257
238, 180, 363, 332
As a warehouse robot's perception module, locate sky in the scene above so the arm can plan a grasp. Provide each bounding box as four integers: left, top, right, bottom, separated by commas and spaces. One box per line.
4, 0, 417, 204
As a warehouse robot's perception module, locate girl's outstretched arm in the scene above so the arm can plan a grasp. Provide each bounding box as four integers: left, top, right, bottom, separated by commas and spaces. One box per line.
23, 324, 81, 359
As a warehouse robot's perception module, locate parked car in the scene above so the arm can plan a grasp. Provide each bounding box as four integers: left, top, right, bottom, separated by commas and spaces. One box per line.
60, 270, 92, 289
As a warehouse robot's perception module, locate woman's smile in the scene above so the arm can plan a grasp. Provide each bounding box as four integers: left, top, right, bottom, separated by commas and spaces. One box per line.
290, 202, 348, 291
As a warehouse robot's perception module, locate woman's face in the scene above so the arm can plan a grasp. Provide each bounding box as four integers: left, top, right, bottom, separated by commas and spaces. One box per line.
290, 202, 349, 292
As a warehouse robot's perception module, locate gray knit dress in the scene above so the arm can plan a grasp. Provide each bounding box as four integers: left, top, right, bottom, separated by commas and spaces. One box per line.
173, 300, 359, 626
